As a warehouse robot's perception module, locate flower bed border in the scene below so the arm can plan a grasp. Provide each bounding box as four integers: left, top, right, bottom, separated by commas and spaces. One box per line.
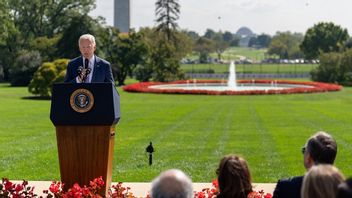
122, 80, 342, 95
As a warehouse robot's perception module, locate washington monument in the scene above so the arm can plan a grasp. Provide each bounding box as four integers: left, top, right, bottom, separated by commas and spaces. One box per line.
114, 0, 130, 32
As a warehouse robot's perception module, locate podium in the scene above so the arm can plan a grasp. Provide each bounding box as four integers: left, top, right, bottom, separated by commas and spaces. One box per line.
50, 83, 120, 196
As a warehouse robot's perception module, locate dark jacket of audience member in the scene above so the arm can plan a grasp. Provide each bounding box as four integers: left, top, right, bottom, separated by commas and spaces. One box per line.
216, 154, 252, 198
273, 131, 337, 198
337, 178, 352, 198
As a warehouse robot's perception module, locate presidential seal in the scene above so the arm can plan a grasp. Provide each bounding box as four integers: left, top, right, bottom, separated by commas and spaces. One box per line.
70, 89, 94, 113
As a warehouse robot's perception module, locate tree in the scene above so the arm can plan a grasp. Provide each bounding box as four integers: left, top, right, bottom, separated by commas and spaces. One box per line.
28, 59, 68, 97
344, 38, 352, 49
230, 36, 240, 47
213, 34, 229, 62
248, 37, 259, 48
150, 42, 184, 82
155, 0, 180, 41
0, 0, 21, 81
1, 0, 97, 83
204, 29, 216, 39
193, 37, 214, 63
8, 0, 95, 38
139, 27, 191, 82
152, 1, 189, 82
222, 31, 234, 43
311, 49, 352, 85
29, 36, 60, 61
185, 30, 199, 42
99, 27, 148, 85
56, 14, 102, 59
257, 34, 272, 48
9, 50, 42, 86
267, 32, 304, 59
300, 22, 349, 59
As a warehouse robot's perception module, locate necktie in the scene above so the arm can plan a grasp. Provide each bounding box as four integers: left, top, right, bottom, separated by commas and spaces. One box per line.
84, 59, 89, 82
85, 58, 89, 69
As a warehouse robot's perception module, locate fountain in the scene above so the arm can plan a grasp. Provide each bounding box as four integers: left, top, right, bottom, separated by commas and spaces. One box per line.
227, 61, 237, 89
123, 61, 342, 95
147, 61, 292, 92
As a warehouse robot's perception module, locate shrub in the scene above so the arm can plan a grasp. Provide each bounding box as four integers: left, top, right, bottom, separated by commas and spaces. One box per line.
28, 59, 68, 97
9, 50, 42, 86
311, 49, 352, 85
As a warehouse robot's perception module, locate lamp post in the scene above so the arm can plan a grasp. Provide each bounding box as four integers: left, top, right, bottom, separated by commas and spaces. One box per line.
146, 142, 154, 165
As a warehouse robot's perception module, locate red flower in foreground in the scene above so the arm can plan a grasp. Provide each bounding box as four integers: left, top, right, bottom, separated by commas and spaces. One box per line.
1, 177, 273, 198
49, 181, 63, 194
194, 179, 218, 198
212, 179, 218, 188
247, 190, 273, 198
4, 179, 14, 191
1, 178, 36, 197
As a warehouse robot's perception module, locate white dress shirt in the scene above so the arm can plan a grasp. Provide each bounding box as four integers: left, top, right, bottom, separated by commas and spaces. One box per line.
76, 56, 95, 83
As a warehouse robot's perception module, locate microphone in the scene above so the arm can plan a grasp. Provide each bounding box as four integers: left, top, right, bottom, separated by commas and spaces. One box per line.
77, 59, 91, 83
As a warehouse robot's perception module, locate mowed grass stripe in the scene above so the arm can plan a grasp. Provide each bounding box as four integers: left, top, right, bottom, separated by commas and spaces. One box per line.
115, 95, 230, 181
1, 85, 352, 182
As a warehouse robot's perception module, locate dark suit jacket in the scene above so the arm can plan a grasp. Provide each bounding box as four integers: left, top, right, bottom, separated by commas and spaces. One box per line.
64, 55, 114, 83
273, 176, 303, 198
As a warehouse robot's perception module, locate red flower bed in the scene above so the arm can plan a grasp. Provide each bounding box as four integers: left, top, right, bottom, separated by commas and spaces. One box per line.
0, 177, 272, 198
0, 177, 136, 198
122, 80, 342, 95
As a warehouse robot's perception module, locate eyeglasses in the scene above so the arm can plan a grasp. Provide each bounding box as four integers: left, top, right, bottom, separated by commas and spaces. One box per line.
301, 147, 306, 154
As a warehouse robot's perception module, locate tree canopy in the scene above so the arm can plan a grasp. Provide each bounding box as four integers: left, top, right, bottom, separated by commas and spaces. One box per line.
267, 31, 304, 59
155, 0, 180, 41
0, 0, 98, 82
300, 22, 349, 59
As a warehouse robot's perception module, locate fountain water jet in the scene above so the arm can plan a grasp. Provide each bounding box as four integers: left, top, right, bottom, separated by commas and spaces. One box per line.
227, 61, 237, 89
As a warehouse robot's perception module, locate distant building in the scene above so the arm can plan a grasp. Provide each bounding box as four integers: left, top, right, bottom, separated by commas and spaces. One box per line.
114, 0, 130, 33
235, 27, 256, 47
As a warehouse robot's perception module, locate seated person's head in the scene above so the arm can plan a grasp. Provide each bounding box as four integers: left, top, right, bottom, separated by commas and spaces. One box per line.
301, 164, 344, 198
216, 154, 252, 198
151, 169, 193, 198
337, 178, 352, 198
303, 131, 337, 169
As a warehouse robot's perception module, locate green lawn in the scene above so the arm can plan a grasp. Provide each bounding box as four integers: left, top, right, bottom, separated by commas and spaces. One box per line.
181, 63, 318, 74
186, 47, 269, 61
1, 83, 352, 183
220, 47, 268, 61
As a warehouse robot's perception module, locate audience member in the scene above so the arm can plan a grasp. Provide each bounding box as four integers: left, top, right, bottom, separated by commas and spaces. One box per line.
150, 169, 193, 198
216, 154, 252, 198
273, 131, 337, 198
337, 178, 352, 198
301, 164, 344, 198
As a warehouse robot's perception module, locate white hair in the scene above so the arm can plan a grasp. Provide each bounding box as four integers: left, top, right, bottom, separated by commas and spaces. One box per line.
151, 169, 193, 198
78, 34, 96, 46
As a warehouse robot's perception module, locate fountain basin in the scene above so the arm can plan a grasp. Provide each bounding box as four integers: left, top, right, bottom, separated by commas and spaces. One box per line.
123, 80, 342, 95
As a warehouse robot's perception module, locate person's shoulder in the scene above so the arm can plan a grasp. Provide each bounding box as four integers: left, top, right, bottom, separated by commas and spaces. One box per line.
277, 176, 304, 185
273, 176, 303, 198
275, 175, 304, 191
95, 56, 110, 65
68, 56, 82, 64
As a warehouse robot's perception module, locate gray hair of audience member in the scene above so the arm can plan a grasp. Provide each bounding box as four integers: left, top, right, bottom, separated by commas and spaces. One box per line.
306, 131, 337, 164
151, 169, 193, 198
301, 164, 345, 198
337, 178, 352, 198
78, 34, 96, 47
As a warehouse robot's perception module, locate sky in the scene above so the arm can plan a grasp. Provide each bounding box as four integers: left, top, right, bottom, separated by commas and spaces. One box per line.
90, 0, 352, 36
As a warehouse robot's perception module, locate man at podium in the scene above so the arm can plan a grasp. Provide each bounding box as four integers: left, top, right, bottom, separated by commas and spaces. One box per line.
64, 34, 114, 84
